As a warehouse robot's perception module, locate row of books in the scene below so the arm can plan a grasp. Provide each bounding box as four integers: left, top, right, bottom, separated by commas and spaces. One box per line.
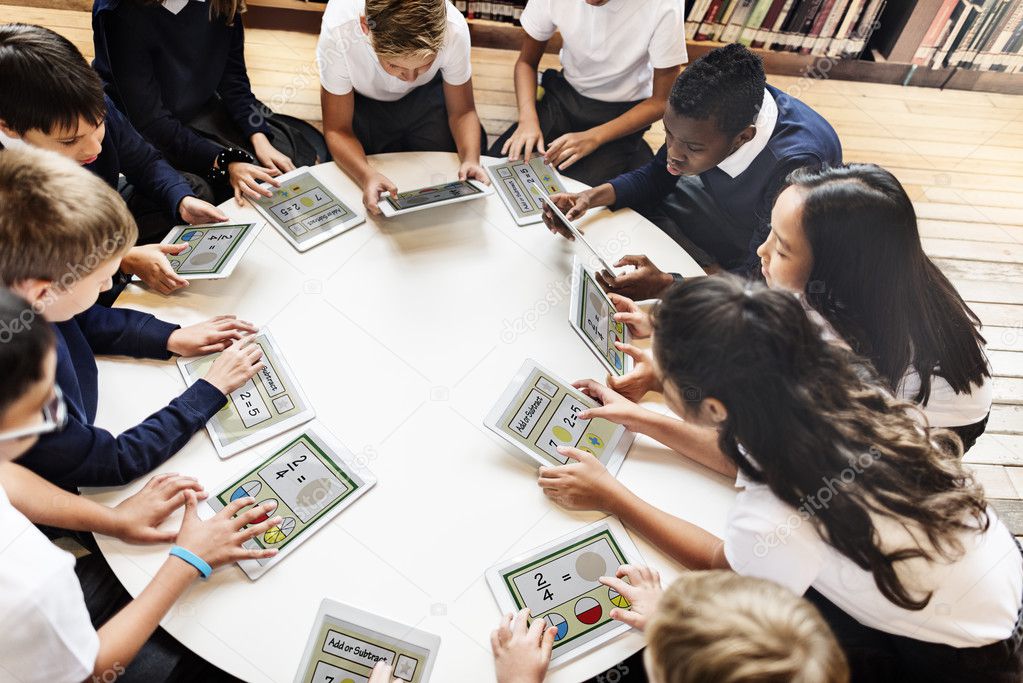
686, 0, 887, 58
453, 1, 525, 25
909, 1, 1023, 72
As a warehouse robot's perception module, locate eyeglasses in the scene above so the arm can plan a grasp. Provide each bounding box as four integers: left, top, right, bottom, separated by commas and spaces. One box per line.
0, 386, 67, 443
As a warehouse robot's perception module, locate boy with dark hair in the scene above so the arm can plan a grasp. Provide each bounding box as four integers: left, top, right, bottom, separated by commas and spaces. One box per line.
545, 43, 842, 299
0, 23, 227, 295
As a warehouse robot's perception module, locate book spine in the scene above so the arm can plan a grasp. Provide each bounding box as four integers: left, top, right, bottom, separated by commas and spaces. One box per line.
712, 0, 743, 41
750, 0, 789, 47
695, 0, 727, 39
812, 0, 852, 53
740, 0, 777, 44
800, 0, 838, 52
686, 0, 715, 39
844, 0, 885, 57
721, 0, 759, 42
913, 0, 961, 64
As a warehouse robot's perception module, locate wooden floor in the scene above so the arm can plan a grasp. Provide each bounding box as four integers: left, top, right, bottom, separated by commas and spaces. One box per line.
4, 5, 1023, 528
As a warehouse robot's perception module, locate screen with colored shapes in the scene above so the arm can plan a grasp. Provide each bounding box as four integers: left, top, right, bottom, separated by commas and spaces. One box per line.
208, 431, 365, 563
253, 172, 356, 244
498, 366, 622, 467
384, 180, 483, 210
578, 269, 629, 375
165, 223, 256, 275
502, 529, 629, 654
299, 617, 433, 683
488, 158, 564, 221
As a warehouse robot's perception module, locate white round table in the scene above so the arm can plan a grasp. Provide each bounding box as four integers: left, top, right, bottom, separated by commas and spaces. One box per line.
82, 153, 738, 683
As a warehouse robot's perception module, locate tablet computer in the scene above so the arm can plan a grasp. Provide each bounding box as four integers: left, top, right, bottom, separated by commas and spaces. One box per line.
202, 424, 376, 580
177, 329, 315, 458
144, 222, 262, 281
539, 194, 619, 275
485, 517, 643, 669
569, 258, 633, 377
293, 598, 440, 682
486, 157, 565, 226
483, 359, 633, 474
250, 167, 364, 252
378, 179, 493, 218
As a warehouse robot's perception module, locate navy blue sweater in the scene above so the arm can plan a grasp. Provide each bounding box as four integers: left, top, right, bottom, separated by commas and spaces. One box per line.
609, 84, 842, 272
18, 305, 226, 489
89, 96, 194, 220
92, 0, 271, 174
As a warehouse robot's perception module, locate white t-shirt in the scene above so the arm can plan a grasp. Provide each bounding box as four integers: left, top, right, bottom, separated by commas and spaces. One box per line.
725, 468, 1023, 648
317, 0, 473, 101
519, 0, 687, 102
0, 482, 99, 682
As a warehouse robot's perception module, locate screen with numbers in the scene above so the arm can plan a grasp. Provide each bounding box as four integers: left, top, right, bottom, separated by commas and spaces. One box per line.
250, 169, 363, 252
571, 262, 631, 376
486, 157, 565, 224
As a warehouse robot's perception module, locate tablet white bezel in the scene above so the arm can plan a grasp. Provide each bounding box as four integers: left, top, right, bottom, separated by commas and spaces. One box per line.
539, 194, 619, 274
484, 517, 643, 669
134, 221, 263, 282
202, 423, 376, 580
483, 358, 633, 475
292, 598, 441, 683
485, 158, 564, 226
177, 329, 315, 459
249, 166, 365, 252
378, 178, 493, 218
569, 258, 634, 377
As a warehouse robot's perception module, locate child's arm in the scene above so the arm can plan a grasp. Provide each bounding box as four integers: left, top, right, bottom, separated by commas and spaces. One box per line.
0, 463, 203, 543
538, 448, 729, 570
321, 88, 397, 216
92, 491, 279, 676
501, 35, 548, 162
442, 79, 488, 183
545, 66, 679, 172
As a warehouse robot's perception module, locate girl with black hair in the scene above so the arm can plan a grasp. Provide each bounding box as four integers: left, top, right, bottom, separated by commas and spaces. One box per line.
538, 276, 1022, 682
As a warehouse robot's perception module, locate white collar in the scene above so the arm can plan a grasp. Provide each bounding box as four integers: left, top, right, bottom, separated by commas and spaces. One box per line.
0, 130, 26, 150
162, 0, 204, 15
716, 88, 778, 179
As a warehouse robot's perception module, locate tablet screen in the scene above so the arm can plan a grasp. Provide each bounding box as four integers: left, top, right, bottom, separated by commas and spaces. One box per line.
254, 172, 357, 245
384, 180, 483, 211
577, 269, 629, 375
166, 223, 255, 275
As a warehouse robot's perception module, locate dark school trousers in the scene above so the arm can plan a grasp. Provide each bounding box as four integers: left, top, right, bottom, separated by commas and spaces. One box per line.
489, 69, 654, 188
352, 73, 487, 156
118, 172, 214, 246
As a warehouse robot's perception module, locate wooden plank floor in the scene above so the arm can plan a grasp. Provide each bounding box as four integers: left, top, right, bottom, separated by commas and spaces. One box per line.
5, 5, 1023, 527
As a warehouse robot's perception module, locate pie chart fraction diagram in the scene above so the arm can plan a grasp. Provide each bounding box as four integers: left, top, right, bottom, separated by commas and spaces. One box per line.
263, 516, 295, 544
574, 596, 602, 625
248, 498, 278, 525
608, 587, 630, 609
545, 612, 569, 641
230, 480, 262, 501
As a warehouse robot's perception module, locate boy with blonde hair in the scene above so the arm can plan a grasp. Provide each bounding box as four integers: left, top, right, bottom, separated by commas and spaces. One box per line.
317, 0, 488, 215
0, 146, 264, 489
487, 565, 848, 683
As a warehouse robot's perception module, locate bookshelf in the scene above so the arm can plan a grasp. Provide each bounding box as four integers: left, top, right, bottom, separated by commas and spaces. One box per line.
243, 0, 1023, 95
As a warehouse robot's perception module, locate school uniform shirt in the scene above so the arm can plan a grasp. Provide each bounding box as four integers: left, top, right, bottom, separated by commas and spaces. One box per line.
92, 0, 272, 173
519, 0, 687, 102
609, 85, 842, 273
725, 465, 1023, 648
317, 0, 472, 101
17, 305, 227, 489
0, 482, 99, 682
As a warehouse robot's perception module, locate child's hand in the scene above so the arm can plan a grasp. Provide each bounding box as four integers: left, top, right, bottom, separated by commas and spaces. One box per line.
202, 336, 264, 395
167, 315, 258, 357
596, 255, 674, 301
368, 661, 402, 683
541, 191, 590, 237
572, 379, 650, 433
458, 160, 491, 185
111, 473, 207, 544
178, 196, 228, 225
228, 161, 280, 205
120, 244, 190, 295
608, 293, 653, 339
491, 608, 556, 683
363, 172, 397, 215
251, 132, 296, 175
502, 120, 546, 162
538, 447, 624, 513
545, 130, 600, 171
599, 565, 663, 632
607, 344, 662, 402
173, 490, 279, 570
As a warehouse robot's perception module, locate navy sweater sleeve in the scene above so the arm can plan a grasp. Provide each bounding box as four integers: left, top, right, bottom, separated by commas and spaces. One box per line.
217, 21, 272, 139
23, 380, 226, 488
608, 145, 678, 211
105, 100, 194, 220
95, 10, 222, 173
75, 303, 179, 360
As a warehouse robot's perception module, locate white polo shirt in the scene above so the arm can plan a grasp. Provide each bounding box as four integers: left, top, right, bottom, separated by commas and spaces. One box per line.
0, 482, 99, 682
317, 0, 473, 102
519, 0, 687, 102
725, 467, 1023, 648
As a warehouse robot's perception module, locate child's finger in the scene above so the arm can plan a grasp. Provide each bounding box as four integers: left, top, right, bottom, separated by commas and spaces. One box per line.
541, 623, 556, 653
609, 607, 645, 630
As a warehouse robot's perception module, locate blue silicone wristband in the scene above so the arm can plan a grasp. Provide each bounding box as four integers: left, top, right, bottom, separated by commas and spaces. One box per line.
169, 545, 212, 579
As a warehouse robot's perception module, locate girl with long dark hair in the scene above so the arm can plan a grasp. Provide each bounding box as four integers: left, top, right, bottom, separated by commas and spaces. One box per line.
539, 276, 1022, 682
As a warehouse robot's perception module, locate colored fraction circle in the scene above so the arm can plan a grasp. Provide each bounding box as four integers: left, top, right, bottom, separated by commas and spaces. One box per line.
608, 587, 630, 609
574, 597, 602, 625
230, 481, 261, 501
552, 426, 572, 442
544, 613, 569, 641
263, 517, 296, 544
248, 498, 278, 524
